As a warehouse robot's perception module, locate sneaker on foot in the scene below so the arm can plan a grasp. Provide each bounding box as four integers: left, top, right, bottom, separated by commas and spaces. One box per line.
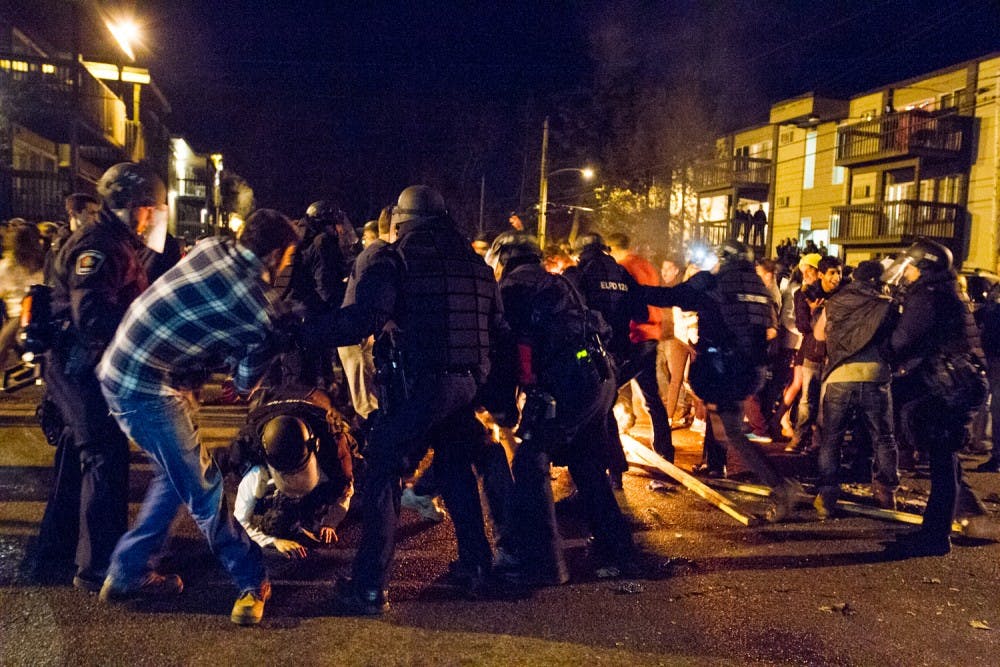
690, 418, 706, 434
231, 580, 272, 626
401, 487, 447, 523
99, 571, 184, 602
813, 494, 836, 521
745, 432, 773, 444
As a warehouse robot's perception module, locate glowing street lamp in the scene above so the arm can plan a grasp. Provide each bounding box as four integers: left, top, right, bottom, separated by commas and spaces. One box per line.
105, 17, 140, 61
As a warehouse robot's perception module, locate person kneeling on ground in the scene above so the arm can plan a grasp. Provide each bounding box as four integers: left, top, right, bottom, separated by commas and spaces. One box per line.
227, 386, 357, 559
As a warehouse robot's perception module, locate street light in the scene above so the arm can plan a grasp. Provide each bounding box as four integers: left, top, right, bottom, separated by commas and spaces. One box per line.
105, 17, 140, 61
537, 117, 595, 248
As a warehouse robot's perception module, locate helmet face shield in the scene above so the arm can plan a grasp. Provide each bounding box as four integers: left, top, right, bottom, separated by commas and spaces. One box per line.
269, 454, 319, 498
881, 254, 915, 286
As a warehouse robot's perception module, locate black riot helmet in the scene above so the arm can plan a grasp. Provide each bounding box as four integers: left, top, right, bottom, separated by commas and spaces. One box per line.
97, 162, 166, 210
572, 232, 609, 254
304, 200, 348, 230
484, 231, 542, 271
719, 238, 754, 264
260, 415, 318, 473
905, 237, 953, 273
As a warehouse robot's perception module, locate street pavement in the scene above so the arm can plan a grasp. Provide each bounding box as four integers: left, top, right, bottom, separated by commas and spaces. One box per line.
1, 384, 999, 666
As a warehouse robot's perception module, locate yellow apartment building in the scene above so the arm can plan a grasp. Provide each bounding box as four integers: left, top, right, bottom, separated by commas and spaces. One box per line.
694, 51, 1000, 273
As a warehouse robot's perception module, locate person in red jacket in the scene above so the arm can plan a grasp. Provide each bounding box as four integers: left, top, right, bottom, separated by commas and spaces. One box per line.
607, 233, 673, 463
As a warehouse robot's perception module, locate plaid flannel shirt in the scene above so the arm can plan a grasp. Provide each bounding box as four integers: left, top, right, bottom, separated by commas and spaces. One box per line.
98, 238, 279, 398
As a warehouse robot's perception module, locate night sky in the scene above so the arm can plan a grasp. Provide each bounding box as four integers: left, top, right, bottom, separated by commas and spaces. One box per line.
5, 0, 1000, 232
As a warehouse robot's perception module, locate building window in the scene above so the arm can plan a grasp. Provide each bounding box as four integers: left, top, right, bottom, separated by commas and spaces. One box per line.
832, 132, 845, 185
803, 130, 817, 189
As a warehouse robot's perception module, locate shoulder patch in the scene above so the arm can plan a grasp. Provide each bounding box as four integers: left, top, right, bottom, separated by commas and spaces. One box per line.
75, 250, 105, 276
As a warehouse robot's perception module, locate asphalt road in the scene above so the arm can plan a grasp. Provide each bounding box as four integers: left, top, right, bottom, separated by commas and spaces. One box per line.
1, 384, 999, 666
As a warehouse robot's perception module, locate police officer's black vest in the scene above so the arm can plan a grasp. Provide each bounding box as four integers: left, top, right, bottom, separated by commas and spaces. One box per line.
569, 248, 633, 359
714, 259, 773, 368
392, 218, 495, 381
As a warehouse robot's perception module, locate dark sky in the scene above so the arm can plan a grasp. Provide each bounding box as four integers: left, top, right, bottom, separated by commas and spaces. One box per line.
5, 0, 1000, 229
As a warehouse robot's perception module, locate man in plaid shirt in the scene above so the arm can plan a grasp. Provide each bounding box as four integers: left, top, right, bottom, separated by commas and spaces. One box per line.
96, 209, 299, 626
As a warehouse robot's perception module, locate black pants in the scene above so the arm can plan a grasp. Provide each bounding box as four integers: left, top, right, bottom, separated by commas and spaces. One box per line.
511, 367, 635, 575
895, 373, 982, 537
352, 373, 507, 592
38, 357, 129, 580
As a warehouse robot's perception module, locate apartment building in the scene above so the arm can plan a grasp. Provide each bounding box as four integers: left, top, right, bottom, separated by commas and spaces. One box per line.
695, 52, 1000, 272
0, 17, 210, 239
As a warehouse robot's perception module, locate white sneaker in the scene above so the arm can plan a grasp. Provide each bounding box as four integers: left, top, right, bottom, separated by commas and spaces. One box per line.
690, 418, 706, 434
401, 487, 447, 523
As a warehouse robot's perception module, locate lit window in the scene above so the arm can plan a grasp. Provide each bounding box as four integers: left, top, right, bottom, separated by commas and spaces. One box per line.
41, 63, 56, 74
803, 131, 817, 189
832, 132, 845, 185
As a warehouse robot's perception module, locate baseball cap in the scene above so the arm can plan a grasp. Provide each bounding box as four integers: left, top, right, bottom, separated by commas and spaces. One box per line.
799, 253, 822, 270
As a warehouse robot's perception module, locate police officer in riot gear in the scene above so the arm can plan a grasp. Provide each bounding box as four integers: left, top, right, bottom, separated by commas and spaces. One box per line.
485, 232, 637, 585
284, 200, 352, 388
563, 232, 648, 488
34, 162, 162, 590
310, 185, 512, 614
640, 240, 803, 521
885, 238, 988, 556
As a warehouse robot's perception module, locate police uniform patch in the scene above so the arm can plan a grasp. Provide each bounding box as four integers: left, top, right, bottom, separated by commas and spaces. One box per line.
75, 250, 105, 275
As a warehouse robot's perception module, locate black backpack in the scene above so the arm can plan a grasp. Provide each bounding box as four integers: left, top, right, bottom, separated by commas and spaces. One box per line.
529, 273, 613, 383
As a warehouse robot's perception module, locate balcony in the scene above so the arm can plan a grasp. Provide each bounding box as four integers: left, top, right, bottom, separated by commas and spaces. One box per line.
0, 169, 73, 222
693, 222, 731, 248
835, 109, 968, 167
694, 156, 772, 193
0, 52, 127, 149
831, 200, 963, 246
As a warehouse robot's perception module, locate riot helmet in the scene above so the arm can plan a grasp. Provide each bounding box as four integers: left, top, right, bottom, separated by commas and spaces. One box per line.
97, 162, 168, 252
905, 237, 952, 273
484, 231, 542, 272
718, 238, 754, 264
882, 237, 953, 286
260, 415, 320, 497
97, 162, 166, 210
304, 200, 348, 229
572, 232, 609, 255
388, 185, 447, 241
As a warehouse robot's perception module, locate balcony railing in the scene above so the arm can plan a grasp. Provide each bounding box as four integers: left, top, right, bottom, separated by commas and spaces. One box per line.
836, 109, 967, 167
831, 200, 963, 245
694, 156, 772, 192
0, 169, 72, 222
0, 52, 127, 148
693, 222, 730, 248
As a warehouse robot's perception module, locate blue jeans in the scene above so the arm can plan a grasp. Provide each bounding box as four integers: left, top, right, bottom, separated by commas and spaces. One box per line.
102, 390, 265, 592
794, 359, 823, 446
818, 381, 898, 502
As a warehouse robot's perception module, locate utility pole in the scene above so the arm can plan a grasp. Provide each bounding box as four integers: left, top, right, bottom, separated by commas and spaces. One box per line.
538, 116, 549, 248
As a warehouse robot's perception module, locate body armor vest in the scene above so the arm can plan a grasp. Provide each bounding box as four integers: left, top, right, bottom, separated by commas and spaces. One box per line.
571, 248, 634, 358
714, 260, 772, 367
393, 218, 496, 381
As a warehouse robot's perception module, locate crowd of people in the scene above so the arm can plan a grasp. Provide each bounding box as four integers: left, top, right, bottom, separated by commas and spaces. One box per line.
3, 160, 997, 627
